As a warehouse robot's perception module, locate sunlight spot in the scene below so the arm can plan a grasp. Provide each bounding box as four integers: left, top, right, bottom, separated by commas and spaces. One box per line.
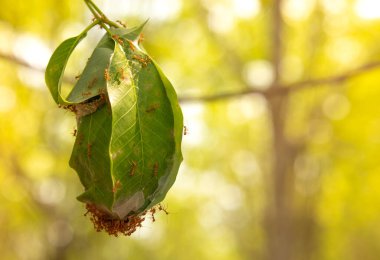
227, 94, 266, 124
355, 0, 380, 19
217, 184, 244, 211
207, 4, 235, 33
327, 38, 363, 66
321, 0, 347, 15
0, 86, 16, 112
230, 150, 261, 185
199, 202, 224, 228
35, 178, 66, 205
322, 93, 351, 120
17, 68, 45, 89
104, 0, 182, 21
232, 0, 261, 19
243, 60, 273, 89
283, 0, 316, 21
197, 171, 244, 211
13, 34, 51, 69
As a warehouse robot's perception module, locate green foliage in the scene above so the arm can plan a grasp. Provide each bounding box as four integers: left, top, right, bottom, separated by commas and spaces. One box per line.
45, 10, 183, 234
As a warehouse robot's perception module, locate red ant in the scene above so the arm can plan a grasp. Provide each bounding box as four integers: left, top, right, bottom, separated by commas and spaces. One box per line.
104, 68, 110, 81
128, 40, 136, 52
158, 203, 169, 215
145, 103, 160, 113
112, 180, 121, 193
150, 207, 156, 222
88, 77, 98, 89
138, 33, 144, 45
87, 143, 92, 158
118, 67, 128, 81
129, 161, 137, 176
153, 162, 158, 177
116, 20, 126, 28
82, 91, 92, 98
112, 34, 123, 45
132, 55, 149, 67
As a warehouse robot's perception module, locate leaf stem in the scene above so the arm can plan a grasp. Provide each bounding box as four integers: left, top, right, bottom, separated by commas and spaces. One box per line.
84, 0, 121, 29
80, 19, 100, 37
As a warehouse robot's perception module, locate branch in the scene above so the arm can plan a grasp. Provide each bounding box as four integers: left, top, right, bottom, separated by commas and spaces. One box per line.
179, 61, 380, 103
1, 51, 380, 103
0, 51, 75, 84
0, 52, 45, 72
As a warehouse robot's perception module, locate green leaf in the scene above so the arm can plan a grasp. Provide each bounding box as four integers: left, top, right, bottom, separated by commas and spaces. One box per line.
66, 21, 149, 104
45, 34, 86, 104
69, 103, 114, 210
69, 40, 183, 219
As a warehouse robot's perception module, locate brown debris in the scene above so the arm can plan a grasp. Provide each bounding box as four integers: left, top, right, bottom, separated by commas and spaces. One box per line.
84, 203, 169, 236
85, 203, 147, 237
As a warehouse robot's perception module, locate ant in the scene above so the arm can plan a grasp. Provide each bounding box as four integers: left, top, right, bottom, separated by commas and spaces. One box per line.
118, 67, 128, 81
150, 207, 156, 222
71, 128, 77, 137
104, 68, 110, 81
112, 34, 124, 45
82, 91, 92, 98
87, 143, 92, 158
145, 103, 160, 113
138, 33, 144, 45
129, 161, 137, 176
132, 55, 149, 67
128, 40, 135, 52
112, 180, 121, 193
158, 203, 169, 215
183, 126, 188, 135
88, 77, 98, 89
116, 20, 126, 28
153, 162, 158, 177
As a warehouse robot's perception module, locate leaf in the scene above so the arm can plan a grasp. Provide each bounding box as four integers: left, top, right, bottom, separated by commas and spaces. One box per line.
66, 21, 149, 104
69, 40, 183, 219
106, 42, 183, 218
45, 34, 87, 104
69, 104, 114, 210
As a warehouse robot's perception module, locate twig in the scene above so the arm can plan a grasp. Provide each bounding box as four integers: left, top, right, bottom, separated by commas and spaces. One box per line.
179, 61, 380, 103
0, 52, 75, 84
0, 52, 45, 72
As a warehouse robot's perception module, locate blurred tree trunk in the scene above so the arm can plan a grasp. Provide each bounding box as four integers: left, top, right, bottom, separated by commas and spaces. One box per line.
266, 96, 297, 260
265, 0, 297, 259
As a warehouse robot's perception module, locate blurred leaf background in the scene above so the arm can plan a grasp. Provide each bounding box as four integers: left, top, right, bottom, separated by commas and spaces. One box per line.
1, 0, 380, 259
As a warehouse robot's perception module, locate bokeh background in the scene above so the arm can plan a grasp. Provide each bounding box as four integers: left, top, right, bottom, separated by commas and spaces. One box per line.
1, 0, 380, 259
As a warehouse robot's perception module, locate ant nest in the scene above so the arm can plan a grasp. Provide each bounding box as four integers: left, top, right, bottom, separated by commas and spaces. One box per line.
84, 203, 168, 237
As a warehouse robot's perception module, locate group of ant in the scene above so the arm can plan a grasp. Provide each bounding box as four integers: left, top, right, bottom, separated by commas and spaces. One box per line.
111, 161, 159, 193
84, 201, 169, 236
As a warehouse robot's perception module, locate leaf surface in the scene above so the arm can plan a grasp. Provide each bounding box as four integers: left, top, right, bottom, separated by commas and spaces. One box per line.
45, 34, 86, 104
